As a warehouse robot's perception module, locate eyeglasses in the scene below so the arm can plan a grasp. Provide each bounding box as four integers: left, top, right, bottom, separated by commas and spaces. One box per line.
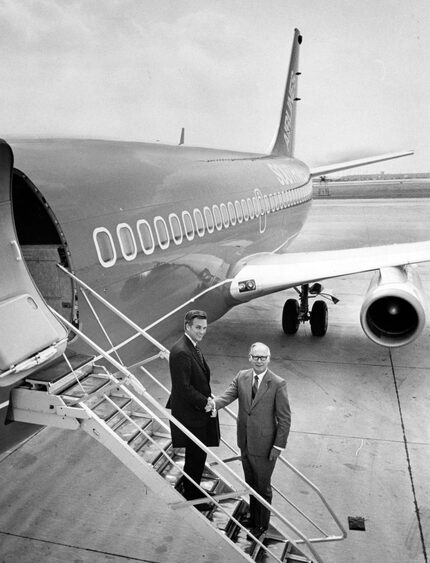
250, 355, 268, 361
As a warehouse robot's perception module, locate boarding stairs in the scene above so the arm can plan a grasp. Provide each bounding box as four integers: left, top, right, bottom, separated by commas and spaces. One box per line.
8, 266, 347, 563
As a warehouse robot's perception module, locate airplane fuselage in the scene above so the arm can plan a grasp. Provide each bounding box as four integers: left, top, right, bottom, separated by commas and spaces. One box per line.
10, 139, 312, 352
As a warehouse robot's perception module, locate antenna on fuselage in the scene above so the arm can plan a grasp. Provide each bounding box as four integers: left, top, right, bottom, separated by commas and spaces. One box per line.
179, 127, 185, 145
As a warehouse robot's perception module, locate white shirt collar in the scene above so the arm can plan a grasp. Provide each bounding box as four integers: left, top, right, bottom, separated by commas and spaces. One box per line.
185, 332, 197, 347
252, 369, 268, 384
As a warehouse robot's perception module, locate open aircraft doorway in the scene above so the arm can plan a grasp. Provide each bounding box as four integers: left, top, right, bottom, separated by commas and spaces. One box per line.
0, 140, 75, 386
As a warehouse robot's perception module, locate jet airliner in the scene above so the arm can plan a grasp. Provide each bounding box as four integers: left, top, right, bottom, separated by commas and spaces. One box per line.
0, 29, 427, 451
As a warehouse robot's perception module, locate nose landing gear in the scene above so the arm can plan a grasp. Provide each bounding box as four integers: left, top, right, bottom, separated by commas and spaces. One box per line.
282, 283, 338, 337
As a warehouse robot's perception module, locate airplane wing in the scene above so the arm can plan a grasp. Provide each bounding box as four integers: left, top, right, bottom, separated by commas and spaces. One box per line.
230, 241, 430, 300
229, 240, 430, 347
309, 151, 414, 177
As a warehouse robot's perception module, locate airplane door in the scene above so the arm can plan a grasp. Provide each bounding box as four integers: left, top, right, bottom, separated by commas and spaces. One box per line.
0, 140, 67, 386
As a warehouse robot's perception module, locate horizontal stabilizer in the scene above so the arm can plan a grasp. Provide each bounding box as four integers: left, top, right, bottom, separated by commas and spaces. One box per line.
310, 150, 414, 178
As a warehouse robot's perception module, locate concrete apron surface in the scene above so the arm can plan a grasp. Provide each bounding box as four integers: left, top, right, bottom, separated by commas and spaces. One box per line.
0, 198, 429, 563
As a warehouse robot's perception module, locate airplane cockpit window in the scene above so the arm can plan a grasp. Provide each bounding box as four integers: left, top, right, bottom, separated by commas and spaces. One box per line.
137, 219, 155, 254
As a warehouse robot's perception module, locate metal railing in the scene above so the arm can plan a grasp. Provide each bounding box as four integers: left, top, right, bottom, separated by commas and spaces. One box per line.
141, 364, 347, 546
50, 307, 322, 563
54, 265, 347, 560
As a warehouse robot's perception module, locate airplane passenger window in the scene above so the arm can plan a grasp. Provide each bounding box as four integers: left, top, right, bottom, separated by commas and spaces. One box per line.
169, 213, 183, 245
263, 195, 270, 214
234, 200, 243, 223
241, 199, 249, 221
269, 194, 276, 212
246, 198, 254, 219
137, 219, 155, 254
276, 192, 283, 209
282, 191, 289, 207
227, 202, 237, 226
203, 206, 215, 233
212, 205, 223, 230
220, 203, 230, 228
93, 227, 117, 268
154, 216, 170, 249
182, 210, 195, 240
253, 196, 262, 217
117, 223, 137, 261
193, 208, 205, 237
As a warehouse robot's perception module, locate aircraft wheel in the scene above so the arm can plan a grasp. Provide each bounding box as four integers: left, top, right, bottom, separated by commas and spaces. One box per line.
282, 299, 300, 334
310, 300, 328, 336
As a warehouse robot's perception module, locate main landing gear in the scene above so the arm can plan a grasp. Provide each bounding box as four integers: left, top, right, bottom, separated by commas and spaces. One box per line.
282, 283, 339, 337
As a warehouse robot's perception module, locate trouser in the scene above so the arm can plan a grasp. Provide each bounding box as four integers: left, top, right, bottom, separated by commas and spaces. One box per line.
241, 449, 277, 529
183, 427, 208, 500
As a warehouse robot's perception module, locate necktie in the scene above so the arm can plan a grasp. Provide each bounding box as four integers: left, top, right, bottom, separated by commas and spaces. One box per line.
251, 375, 259, 401
195, 344, 204, 365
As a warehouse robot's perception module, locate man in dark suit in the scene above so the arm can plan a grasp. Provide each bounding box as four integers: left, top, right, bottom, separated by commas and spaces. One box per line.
213, 342, 291, 536
167, 309, 219, 510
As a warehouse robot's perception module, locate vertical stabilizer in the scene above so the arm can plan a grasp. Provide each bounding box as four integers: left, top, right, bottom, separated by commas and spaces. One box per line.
269, 29, 302, 157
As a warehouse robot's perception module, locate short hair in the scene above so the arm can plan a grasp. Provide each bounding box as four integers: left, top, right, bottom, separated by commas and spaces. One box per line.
184, 309, 207, 329
248, 342, 271, 357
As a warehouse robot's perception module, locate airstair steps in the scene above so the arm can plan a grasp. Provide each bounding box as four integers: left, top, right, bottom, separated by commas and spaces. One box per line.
9, 356, 315, 563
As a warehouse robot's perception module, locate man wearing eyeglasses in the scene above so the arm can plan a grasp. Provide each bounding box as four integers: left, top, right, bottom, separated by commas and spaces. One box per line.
211, 342, 291, 538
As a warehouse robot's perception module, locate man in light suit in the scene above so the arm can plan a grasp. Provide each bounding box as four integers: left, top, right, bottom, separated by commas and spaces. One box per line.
167, 310, 219, 511
213, 342, 291, 536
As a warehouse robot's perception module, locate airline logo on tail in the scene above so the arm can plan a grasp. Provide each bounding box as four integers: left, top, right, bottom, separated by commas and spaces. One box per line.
269, 29, 301, 158
282, 70, 297, 153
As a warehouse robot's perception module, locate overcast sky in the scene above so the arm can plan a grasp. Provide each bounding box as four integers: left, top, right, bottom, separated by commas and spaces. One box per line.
1, 0, 429, 173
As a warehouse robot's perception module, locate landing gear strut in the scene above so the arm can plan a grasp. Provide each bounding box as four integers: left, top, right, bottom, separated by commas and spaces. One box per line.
282, 283, 337, 337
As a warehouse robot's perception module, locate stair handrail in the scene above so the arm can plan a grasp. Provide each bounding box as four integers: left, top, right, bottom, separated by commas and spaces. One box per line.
56, 264, 170, 358
50, 306, 326, 563
140, 364, 347, 544
54, 267, 346, 549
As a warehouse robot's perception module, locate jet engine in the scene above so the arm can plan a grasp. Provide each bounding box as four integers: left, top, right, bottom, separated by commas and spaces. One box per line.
360, 266, 426, 347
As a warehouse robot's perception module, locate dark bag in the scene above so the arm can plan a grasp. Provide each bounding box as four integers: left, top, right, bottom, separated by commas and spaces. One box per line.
206, 412, 221, 447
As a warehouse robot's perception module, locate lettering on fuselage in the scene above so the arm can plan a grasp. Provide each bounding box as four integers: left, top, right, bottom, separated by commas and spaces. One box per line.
283, 71, 297, 152
93, 182, 312, 268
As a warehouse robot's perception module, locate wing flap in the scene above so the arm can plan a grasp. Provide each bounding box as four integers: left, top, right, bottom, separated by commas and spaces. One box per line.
230, 241, 430, 302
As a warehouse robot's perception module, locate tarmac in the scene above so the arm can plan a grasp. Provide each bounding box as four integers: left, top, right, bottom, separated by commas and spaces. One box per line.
0, 197, 429, 563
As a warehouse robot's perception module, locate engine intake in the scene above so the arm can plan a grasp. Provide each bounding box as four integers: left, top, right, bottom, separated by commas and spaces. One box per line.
360, 266, 426, 347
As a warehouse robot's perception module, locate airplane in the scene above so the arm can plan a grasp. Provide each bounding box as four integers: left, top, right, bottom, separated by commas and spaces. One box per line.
0, 28, 427, 453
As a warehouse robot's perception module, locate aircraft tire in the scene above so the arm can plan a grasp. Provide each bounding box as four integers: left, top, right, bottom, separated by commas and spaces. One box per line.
310, 300, 328, 336
282, 299, 300, 334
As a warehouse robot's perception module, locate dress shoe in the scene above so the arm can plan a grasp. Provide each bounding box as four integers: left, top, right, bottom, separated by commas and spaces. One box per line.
247, 526, 267, 541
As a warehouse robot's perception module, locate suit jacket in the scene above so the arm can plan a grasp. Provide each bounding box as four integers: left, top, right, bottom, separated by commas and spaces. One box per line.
215, 368, 291, 457
167, 335, 218, 447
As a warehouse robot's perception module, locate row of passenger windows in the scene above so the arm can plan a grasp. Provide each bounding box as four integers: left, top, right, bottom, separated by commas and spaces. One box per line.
93, 184, 312, 267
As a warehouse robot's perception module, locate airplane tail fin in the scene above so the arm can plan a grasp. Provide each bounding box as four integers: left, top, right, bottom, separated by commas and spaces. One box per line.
269, 28, 302, 157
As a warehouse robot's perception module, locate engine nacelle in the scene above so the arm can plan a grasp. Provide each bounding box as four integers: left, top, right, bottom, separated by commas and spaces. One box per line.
360, 266, 426, 347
